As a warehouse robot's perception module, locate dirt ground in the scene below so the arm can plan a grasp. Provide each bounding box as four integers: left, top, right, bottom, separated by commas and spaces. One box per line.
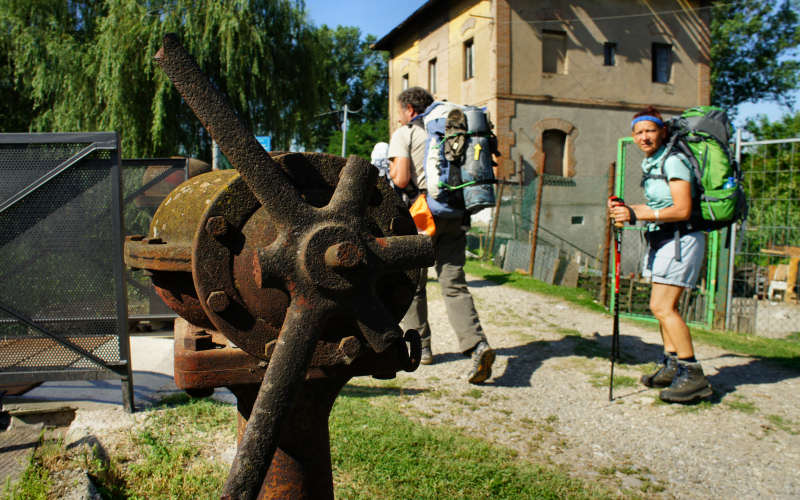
344, 276, 800, 499
48, 275, 800, 499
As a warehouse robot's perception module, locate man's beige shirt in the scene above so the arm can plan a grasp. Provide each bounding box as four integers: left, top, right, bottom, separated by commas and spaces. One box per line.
388, 120, 427, 190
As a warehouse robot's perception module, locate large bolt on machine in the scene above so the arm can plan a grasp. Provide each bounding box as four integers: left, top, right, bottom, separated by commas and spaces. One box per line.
124, 34, 434, 499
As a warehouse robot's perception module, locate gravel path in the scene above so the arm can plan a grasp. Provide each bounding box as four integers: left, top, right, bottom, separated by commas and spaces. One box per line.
348, 276, 800, 499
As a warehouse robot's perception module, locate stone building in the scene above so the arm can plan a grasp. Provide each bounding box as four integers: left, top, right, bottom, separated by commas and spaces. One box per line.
373, 0, 710, 263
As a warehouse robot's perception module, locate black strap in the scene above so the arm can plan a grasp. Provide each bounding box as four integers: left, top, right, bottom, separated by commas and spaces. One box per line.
647, 220, 702, 262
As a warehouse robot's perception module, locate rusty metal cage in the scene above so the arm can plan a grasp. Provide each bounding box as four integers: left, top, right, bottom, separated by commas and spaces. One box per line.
0, 132, 133, 411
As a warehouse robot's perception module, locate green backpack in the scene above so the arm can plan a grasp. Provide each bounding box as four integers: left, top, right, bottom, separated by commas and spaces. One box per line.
644, 106, 748, 231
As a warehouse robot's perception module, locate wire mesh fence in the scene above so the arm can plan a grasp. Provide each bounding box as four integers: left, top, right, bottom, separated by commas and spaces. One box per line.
484, 172, 610, 285
0, 133, 133, 409
728, 136, 800, 336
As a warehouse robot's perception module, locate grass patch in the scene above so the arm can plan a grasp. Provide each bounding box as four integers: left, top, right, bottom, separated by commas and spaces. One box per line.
464, 259, 605, 313
723, 395, 758, 414
590, 373, 638, 389
330, 394, 611, 499
7, 393, 614, 499
766, 414, 799, 435
5, 395, 235, 500
2, 439, 50, 500
463, 388, 483, 399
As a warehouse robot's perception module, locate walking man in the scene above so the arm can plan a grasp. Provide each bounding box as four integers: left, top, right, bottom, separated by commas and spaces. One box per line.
388, 86, 496, 384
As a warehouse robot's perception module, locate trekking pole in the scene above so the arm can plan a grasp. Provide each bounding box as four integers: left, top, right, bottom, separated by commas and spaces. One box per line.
608, 196, 624, 401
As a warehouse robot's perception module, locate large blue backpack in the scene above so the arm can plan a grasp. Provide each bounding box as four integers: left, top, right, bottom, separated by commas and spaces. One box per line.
420, 101, 498, 218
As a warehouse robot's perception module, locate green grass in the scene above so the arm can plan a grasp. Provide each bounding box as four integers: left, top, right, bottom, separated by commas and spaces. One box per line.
723, 395, 758, 414
766, 414, 799, 435
2, 441, 50, 500
330, 389, 613, 499
4, 394, 236, 500
6, 392, 617, 499
689, 328, 800, 369
590, 372, 638, 389
465, 258, 800, 370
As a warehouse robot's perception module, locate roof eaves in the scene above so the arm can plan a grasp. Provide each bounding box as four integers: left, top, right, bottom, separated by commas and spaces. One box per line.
371, 0, 442, 51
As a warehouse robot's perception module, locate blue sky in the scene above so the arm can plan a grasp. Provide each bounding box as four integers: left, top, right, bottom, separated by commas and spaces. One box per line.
304, 0, 796, 128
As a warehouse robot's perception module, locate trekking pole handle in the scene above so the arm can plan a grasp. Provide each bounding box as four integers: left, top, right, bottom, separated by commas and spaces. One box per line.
609, 196, 626, 228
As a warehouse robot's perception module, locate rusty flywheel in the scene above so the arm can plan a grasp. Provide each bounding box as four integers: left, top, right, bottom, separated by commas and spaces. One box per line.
123, 34, 434, 499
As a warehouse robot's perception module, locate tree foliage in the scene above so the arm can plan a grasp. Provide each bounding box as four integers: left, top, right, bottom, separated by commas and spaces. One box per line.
324, 119, 388, 159
0, 1, 390, 160
0, 0, 340, 158
737, 113, 800, 257
309, 25, 388, 153
711, 0, 800, 110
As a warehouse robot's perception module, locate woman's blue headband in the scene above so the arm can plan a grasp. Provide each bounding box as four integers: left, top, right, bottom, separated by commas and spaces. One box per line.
631, 115, 664, 129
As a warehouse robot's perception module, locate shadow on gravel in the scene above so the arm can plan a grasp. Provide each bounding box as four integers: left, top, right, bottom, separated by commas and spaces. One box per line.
465, 276, 507, 288
477, 335, 800, 401
704, 354, 800, 399
340, 385, 427, 398
491, 334, 667, 388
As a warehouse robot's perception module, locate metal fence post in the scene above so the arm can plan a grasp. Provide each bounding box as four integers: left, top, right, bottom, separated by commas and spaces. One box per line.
725, 128, 742, 330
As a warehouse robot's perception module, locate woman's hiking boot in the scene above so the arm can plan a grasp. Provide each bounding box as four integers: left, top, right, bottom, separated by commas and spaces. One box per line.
640, 354, 678, 388
659, 361, 713, 403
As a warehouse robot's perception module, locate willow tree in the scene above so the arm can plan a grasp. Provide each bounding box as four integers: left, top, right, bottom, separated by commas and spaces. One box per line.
0, 0, 321, 158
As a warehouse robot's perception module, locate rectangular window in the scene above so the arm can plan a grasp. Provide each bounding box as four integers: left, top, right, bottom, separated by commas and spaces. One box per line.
603, 42, 616, 66
652, 43, 672, 83
428, 58, 437, 94
463, 39, 474, 80
542, 129, 567, 177
542, 30, 566, 74
401, 73, 409, 90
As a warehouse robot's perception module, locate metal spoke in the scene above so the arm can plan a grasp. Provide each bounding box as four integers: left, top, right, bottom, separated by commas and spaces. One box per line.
222, 296, 333, 500
326, 155, 375, 220
154, 34, 311, 227
367, 234, 435, 272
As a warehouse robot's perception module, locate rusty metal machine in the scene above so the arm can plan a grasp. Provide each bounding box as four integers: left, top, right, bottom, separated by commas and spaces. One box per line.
123, 34, 434, 499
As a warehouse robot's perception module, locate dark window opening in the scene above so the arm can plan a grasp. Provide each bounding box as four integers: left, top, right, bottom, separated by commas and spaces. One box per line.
542, 30, 566, 74
428, 58, 437, 93
542, 129, 567, 176
652, 43, 672, 83
464, 39, 474, 80
571, 216, 584, 225
603, 42, 616, 66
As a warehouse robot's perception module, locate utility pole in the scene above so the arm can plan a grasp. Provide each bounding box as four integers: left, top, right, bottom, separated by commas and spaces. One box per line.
315, 103, 361, 157
341, 104, 349, 157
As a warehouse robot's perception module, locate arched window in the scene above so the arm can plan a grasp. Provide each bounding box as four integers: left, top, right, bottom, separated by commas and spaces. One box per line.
530, 118, 578, 178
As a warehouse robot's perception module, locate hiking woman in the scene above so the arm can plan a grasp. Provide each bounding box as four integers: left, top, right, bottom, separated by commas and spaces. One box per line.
608, 106, 713, 403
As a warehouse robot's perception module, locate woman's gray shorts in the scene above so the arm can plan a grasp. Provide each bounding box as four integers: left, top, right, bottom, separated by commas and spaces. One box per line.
643, 231, 706, 289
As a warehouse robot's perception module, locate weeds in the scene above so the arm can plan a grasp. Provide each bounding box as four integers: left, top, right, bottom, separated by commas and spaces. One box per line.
724, 395, 758, 414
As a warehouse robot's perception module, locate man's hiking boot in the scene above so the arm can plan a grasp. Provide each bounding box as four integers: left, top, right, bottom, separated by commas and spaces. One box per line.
659, 361, 713, 404
467, 340, 495, 384
420, 347, 433, 365
641, 354, 678, 388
